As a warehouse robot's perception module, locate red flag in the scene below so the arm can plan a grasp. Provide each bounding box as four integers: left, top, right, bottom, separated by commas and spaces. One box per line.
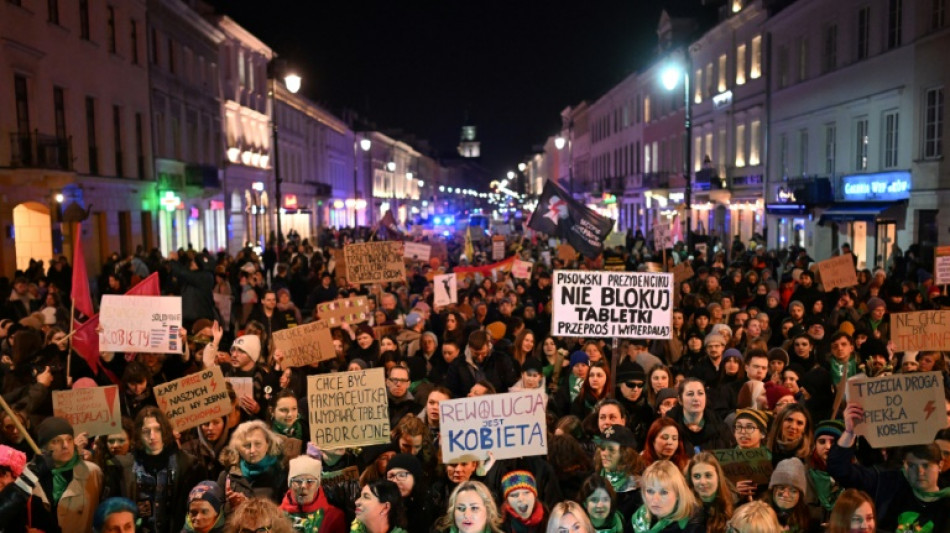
70, 224, 94, 317
126, 272, 160, 296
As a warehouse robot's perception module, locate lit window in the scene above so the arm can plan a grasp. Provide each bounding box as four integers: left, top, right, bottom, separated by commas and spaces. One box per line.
736, 44, 747, 85
750, 35, 762, 79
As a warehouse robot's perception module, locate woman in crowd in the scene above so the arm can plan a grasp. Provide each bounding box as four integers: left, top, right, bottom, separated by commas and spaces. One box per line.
94, 416, 134, 500
421, 386, 451, 445
512, 329, 536, 370
430, 456, 481, 514
182, 413, 233, 482
827, 489, 876, 533
434, 480, 502, 533
685, 452, 734, 533
640, 418, 689, 470
545, 501, 594, 533
725, 501, 781, 533
765, 404, 813, 466
391, 415, 436, 476
577, 474, 623, 533
385, 454, 433, 533
571, 361, 611, 420
762, 459, 814, 533
347, 324, 381, 368
442, 311, 468, 348
547, 434, 594, 501
223, 497, 294, 533
593, 424, 642, 519
271, 389, 304, 439
646, 365, 673, 410
219, 420, 297, 506
280, 453, 346, 533
183, 481, 227, 533
630, 460, 702, 533
537, 336, 565, 387
499, 470, 547, 533
666, 378, 735, 452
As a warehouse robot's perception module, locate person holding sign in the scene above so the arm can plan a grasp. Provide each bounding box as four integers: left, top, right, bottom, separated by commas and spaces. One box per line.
206, 328, 267, 420
279, 454, 347, 533
828, 402, 950, 533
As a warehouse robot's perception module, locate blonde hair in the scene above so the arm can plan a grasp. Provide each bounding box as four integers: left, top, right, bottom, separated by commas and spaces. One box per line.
640, 460, 699, 522
225, 497, 293, 533
435, 481, 504, 533
546, 501, 595, 533
727, 501, 780, 533
228, 420, 284, 458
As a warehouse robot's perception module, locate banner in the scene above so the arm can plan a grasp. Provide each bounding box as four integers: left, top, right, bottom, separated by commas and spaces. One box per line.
439, 390, 548, 463
453, 256, 516, 279
935, 246, 950, 286
846, 371, 945, 447
52, 385, 121, 436
512, 260, 533, 280
816, 253, 858, 291
273, 320, 336, 367
890, 311, 950, 352
527, 180, 614, 259
317, 296, 369, 327
433, 273, 458, 307
711, 448, 773, 485
153, 366, 231, 432
404, 242, 431, 262
492, 235, 506, 261
307, 368, 389, 449
344, 241, 406, 285
99, 295, 182, 353
551, 270, 673, 339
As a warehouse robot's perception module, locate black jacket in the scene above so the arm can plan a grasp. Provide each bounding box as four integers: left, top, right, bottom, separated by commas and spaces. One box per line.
444, 347, 519, 399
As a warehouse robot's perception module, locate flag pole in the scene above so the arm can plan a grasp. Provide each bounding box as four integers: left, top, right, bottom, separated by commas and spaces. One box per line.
0, 394, 41, 455
66, 221, 76, 384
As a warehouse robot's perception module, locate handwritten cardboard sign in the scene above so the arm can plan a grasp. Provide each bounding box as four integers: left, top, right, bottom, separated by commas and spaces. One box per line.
935, 246, 950, 286
672, 262, 694, 284
153, 366, 231, 432
100, 295, 182, 353
225, 377, 253, 401
439, 390, 547, 463
404, 242, 431, 262
52, 385, 121, 436
492, 235, 506, 261
273, 320, 335, 367
374, 325, 399, 340
816, 253, 858, 291
846, 371, 945, 448
551, 270, 673, 339
307, 368, 389, 449
434, 273, 458, 307
344, 241, 406, 285
711, 447, 774, 485
653, 223, 673, 250
317, 296, 369, 327
512, 260, 533, 280
891, 311, 950, 352
321, 465, 359, 490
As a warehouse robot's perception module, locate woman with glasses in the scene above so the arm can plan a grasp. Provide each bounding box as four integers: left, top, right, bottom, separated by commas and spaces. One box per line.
685, 452, 734, 533
220, 420, 298, 507
640, 418, 689, 471
576, 474, 622, 533
571, 361, 612, 421
278, 454, 345, 533
224, 497, 293, 533
385, 454, 434, 533
545, 501, 594, 533
434, 480, 502, 533
761, 459, 814, 533
826, 488, 875, 533
630, 460, 702, 533
731, 409, 771, 500
593, 424, 643, 521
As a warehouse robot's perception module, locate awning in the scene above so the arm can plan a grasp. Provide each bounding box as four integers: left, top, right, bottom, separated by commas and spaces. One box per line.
818, 202, 905, 225
766, 203, 808, 215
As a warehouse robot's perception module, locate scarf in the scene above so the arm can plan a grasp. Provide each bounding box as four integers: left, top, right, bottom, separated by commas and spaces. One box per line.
240, 453, 279, 480
350, 518, 408, 533
51, 452, 80, 503
281, 492, 326, 533
503, 501, 545, 530
183, 509, 226, 533
896, 512, 935, 533
911, 485, 950, 502
601, 469, 629, 493
273, 418, 303, 439
569, 374, 584, 402
630, 505, 688, 533
806, 468, 837, 511
829, 357, 857, 385
594, 513, 624, 533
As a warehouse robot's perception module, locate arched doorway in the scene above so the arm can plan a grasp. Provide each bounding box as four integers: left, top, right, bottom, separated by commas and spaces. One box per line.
13, 202, 53, 271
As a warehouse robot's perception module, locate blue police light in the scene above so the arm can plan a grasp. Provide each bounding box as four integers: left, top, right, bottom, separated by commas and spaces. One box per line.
434, 216, 442, 225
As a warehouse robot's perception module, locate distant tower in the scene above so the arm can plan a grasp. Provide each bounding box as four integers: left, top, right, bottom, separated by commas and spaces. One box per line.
457, 124, 480, 158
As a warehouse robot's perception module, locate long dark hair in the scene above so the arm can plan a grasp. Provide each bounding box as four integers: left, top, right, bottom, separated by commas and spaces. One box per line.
576, 473, 617, 520
365, 480, 407, 529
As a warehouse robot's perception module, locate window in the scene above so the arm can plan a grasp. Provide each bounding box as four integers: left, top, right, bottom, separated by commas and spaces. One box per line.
53, 87, 66, 139
644, 143, 651, 174
777, 46, 789, 89
883, 111, 899, 168
704, 132, 713, 167
924, 87, 944, 159
107, 6, 116, 53
935, 0, 946, 30
48, 0, 59, 24
798, 37, 808, 82
86, 97, 98, 175
14, 75, 30, 134
238, 49, 246, 85
750, 35, 762, 79
171, 116, 180, 159
644, 95, 651, 123
718, 128, 727, 176
736, 123, 746, 167
131, 21, 139, 64
79, 0, 90, 40
151, 29, 160, 65
651, 142, 658, 173
825, 123, 837, 175
749, 119, 761, 165
855, 118, 869, 171
857, 7, 870, 60
113, 105, 123, 177
798, 129, 808, 175
694, 69, 703, 103
888, 0, 902, 49
694, 136, 702, 172
154, 112, 164, 156
718, 54, 727, 92
168, 38, 175, 74
736, 43, 747, 85
822, 24, 837, 74
135, 113, 144, 178
705, 63, 714, 96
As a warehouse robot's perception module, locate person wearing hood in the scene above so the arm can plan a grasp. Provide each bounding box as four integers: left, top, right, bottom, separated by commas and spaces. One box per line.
181, 412, 233, 481
183, 481, 227, 533
444, 330, 518, 399
280, 454, 346, 533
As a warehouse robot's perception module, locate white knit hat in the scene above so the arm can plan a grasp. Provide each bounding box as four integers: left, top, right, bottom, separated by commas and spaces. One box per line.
231, 334, 261, 363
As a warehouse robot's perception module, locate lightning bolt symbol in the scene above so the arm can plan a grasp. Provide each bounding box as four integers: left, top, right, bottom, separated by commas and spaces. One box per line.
211, 379, 217, 393
925, 400, 936, 420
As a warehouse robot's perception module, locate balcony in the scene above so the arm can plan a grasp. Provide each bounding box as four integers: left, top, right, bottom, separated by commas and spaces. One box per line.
9, 132, 73, 171
643, 172, 671, 189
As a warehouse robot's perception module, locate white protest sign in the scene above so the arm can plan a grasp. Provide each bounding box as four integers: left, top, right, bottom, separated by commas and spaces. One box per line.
512, 260, 533, 280
434, 273, 458, 307
307, 368, 390, 449
52, 385, 121, 436
100, 295, 183, 353
439, 390, 548, 463
653, 223, 673, 249
846, 371, 945, 448
551, 270, 673, 339
403, 242, 431, 262
153, 366, 231, 432
935, 246, 950, 286
226, 377, 253, 401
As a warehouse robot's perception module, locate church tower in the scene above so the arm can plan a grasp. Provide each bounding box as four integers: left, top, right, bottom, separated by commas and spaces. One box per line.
457, 123, 480, 158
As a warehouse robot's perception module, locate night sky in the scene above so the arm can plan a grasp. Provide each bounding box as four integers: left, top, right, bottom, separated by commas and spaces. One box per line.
209, 1, 672, 176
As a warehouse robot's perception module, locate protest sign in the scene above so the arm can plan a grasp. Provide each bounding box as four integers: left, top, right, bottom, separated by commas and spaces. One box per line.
273, 320, 335, 367
343, 241, 405, 285
153, 366, 230, 432
846, 371, 945, 447
604, 231, 626, 249
317, 296, 369, 327
557, 243, 576, 263
891, 310, 950, 353
551, 270, 673, 339
373, 324, 399, 340
404, 242, 431, 262
653, 223, 673, 249
512, 260, 533, 279
226, 377, 253, 401
816, 253, 858, 291
672, 262, 694, 284
434, 273, 458, 307
52, 385, 121, 436
321, 465, 359, 490
711, 448, 774, 485
439, 390, 547, 463
307, 368, 389, 449
100, 295, 182, 353
694, 243, 707, 258
430, 241, 449, 264
935, 246, 950, 286
492, 235, 506, 261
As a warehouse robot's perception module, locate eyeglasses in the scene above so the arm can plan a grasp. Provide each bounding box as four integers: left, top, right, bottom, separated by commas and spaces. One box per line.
388, 378, 410, 384
734, 424, 759, 434
387, 471, 411, 481
774, 486, 800, 496
625, 381, 645, 389
290, 478, 318, 487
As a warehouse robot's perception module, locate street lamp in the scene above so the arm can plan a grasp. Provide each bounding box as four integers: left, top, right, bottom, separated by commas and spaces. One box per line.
554, 120, 574, 195
269, 59, 300, 262
660, 51, 692, 254
554, 136, 566, 150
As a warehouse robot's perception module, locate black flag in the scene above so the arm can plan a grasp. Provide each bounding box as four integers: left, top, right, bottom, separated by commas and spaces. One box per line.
527, 180, 614, 258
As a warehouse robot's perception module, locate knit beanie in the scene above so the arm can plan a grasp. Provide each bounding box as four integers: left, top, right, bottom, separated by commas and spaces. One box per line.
767, 290, 780, 303
0, 444, 26, 478
36, 416, 74, 448
814, 419, 845, 440
838, 321, 856, 336
764, 381, 794, 411
356, 324, 376, 339
770, 458, 807, 494
867, 297, 886, 312
569, 350, 590, 368
656, 388, 679, 406
501, 470, 538, 500
722, 348, 743, 362
735, 408, 770, 433
767, 348, 789, 365
704, 333, 726, 347
188, 481, 225, 514
485, 321, 506, 342
615, 359, 646, 382
288, 455, 323, 483
386, 453, 423, 482
231, 334, 261, 363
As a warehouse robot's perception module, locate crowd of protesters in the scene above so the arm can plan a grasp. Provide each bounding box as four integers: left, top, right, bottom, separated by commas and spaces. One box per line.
0, 223, 947, 533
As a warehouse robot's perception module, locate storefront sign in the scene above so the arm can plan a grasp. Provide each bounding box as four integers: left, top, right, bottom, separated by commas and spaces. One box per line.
776, 186, 797, 203
283, 194, 298, 209
841, 172, 911, 201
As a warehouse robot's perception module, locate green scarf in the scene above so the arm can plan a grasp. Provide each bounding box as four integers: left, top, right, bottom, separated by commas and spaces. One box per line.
350, 518, 409, 533
240, 453, 279, 480
51, 452, 80, 503
594, 513, 625, 533
911, 485, 950, 502
273, 418, 303, 439
829, 357, 857, 385
601, 469, 631, 493
569, 374, 584, 402
806, 469, 838, 511
630, 505, 688, 533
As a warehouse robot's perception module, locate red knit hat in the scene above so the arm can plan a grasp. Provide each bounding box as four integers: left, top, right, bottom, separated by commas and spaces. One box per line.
764, 381, 793, 411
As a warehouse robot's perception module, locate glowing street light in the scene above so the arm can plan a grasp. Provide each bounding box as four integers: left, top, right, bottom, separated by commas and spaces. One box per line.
554, 136, 566, 150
